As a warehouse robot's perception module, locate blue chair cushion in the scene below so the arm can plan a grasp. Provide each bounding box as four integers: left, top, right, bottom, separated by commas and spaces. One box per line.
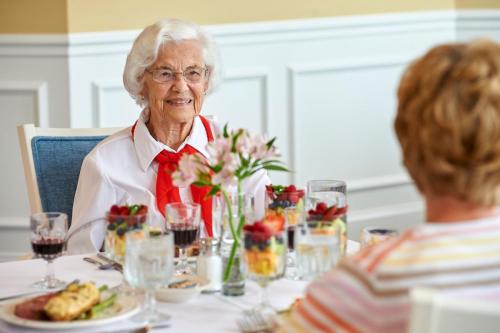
31, 136, 107, 226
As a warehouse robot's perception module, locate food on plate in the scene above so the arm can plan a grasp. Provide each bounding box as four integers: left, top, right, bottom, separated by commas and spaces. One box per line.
44, 282, 100, 321
13, 282, 117, 322
168, 279, 198, 289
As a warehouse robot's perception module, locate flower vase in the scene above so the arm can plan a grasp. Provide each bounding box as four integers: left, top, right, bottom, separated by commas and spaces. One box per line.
220, 192, 254, 296
221, 239, 245, 296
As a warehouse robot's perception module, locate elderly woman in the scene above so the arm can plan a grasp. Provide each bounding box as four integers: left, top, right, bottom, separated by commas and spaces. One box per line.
68, 18, 269, 253
280, 39, 500, 332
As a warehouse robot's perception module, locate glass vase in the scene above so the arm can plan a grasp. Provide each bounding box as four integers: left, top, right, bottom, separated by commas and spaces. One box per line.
220, 191, 254, 296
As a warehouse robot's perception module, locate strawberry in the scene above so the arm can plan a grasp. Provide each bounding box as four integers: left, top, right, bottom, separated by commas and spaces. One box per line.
286, 185, 297, 192
323, 206, 338, 221
110, 205, 121, 215
118, 206, 129, 216
316, 202, 328, 214
288, 192, 299, 204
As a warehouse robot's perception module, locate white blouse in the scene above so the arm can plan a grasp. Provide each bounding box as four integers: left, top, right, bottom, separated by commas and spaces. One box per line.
67, 111, 270, 254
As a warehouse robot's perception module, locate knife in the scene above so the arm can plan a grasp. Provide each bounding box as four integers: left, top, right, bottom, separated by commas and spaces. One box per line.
97, 253, 123, 273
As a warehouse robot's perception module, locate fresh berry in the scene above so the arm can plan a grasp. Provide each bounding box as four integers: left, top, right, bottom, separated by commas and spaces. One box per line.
316, 202, 328, 213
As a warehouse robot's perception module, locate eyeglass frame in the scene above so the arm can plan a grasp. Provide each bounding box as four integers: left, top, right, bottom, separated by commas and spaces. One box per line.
144, 66, 209, 84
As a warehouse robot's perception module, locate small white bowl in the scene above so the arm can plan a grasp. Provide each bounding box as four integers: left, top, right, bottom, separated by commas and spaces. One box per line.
156, 275, 209, 303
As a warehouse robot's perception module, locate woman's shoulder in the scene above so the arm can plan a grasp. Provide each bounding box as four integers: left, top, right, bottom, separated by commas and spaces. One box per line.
85, 127, 133, 160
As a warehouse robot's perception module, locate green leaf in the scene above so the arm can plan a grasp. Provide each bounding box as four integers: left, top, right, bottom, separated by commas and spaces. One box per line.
223, 124, 229, 138
263, 165, 289, 172
266, 137, 277, 149
207, 186, 221, 197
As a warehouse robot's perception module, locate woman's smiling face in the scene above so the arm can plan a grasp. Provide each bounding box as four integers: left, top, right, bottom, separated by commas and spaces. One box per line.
142, 39, 209, 125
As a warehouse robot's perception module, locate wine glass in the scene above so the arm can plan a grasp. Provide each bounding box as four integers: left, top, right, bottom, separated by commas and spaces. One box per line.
30, 212, 68, 289
165, 202, 201, 275
360, 227, 399, 249
124, 230, 174, 324
242, 221, 287, 318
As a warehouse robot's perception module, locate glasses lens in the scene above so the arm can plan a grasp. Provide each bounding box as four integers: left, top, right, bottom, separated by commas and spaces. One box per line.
151, 69, 173, 82
183, 67, 204, 83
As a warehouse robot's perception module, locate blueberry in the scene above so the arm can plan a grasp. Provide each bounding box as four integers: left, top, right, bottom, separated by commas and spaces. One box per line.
284, 200, 291, 207
107, 223, 116, 231
116, 228, 126, 236
244, 237, 252, 249
258, 243, 266, 250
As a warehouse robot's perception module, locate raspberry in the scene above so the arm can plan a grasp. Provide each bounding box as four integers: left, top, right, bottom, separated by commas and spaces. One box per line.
286, 185, 297, 192
110, 205, 120, 215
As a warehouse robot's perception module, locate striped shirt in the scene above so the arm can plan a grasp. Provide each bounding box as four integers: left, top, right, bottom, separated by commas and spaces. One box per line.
281, 215, 500, 333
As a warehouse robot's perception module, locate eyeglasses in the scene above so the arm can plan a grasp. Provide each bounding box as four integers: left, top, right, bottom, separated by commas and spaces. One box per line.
145, 66, 208, 84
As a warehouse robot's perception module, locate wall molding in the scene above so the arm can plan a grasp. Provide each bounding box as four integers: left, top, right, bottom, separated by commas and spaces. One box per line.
1, 10, 492, 56
0, 81, 49, 127
286, 56, 411, 184
91, 78, 123, 127
349, 201, 423, 223
224, 67, 270, 134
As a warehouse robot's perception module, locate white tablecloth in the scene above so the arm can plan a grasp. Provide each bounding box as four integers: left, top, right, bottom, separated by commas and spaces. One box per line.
0, 240, 359, 332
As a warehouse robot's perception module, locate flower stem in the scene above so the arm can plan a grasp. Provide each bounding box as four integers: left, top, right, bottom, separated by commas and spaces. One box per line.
222, 189, 238, 282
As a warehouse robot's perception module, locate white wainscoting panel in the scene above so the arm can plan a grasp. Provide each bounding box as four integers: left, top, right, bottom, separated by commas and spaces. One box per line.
0, 10, 498, 261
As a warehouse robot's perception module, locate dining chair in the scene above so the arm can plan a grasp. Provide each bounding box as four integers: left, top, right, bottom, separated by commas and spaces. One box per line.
408, 288, 500, 333
17, 124, 122, 226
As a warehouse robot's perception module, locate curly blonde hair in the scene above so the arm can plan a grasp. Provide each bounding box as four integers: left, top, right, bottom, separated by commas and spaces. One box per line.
395, 39, 500, 206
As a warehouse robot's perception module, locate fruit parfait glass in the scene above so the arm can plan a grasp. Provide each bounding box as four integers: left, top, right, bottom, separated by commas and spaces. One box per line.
306, 201, 348, 256
242, 220, 287, 318
265, 185, 305, 277
105, 204, 149, 264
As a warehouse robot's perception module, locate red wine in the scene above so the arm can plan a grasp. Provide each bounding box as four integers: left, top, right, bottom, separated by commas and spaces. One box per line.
31, 238, 64, 259
287, 226, 295, 250
170, 226, 198, 248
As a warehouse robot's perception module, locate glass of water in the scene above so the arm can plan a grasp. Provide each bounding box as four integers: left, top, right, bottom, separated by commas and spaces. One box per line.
295, 220, 341, 280
124, 230, 174, 324
307, 180, 348, 255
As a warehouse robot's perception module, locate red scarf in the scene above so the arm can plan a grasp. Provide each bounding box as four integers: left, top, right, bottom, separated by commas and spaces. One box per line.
131, 116, 214, 236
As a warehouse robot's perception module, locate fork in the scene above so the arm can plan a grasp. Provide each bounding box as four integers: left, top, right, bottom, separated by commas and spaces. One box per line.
237, 310, 275, 333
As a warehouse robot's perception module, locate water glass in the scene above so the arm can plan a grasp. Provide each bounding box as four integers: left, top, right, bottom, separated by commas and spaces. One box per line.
295, 221, 341, 280
30, 212, 68, 289
360, 227, 399, 249
306, 180, 348, 255
124, 230, 174, 324
165, 202, 201, 275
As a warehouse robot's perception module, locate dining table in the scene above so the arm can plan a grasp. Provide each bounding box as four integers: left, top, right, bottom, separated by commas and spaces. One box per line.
0, 240, 360, 333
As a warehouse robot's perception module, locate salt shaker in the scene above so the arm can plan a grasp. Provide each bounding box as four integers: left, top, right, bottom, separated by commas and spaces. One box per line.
197, 238, 222, 293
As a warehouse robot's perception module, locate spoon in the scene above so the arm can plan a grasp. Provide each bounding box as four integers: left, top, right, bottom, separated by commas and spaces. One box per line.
83, 257, 114, 270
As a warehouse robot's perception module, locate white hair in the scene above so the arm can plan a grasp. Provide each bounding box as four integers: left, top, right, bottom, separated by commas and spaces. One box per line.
123, 18, 222, 107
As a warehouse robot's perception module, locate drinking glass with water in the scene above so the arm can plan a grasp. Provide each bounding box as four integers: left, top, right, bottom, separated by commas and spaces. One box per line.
295, 221, 341, 280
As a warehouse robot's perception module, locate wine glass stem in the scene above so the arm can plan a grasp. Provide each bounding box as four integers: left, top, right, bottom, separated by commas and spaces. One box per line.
179, 247, 188, 272
259, 282, 270, 309
144, 288, 156, 315
45, 259, 55, 285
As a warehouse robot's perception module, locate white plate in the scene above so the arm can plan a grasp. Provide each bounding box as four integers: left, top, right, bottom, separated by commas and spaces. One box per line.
0, 294, 139, 330
156, 275, 209, 303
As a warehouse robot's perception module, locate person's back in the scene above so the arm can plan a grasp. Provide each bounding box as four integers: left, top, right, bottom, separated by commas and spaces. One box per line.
281, 39, 500, 332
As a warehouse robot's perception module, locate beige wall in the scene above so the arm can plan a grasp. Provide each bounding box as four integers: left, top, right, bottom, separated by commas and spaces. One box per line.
456, 0, 500, 8
0, 0, 68, 33
1, 0, 456, 34
66, 0, 454, 33
2, 0, 499, 34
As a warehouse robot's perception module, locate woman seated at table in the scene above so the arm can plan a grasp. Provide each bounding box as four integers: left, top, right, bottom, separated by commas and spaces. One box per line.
281, 39, 500, 332
67, 18, 269, 254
